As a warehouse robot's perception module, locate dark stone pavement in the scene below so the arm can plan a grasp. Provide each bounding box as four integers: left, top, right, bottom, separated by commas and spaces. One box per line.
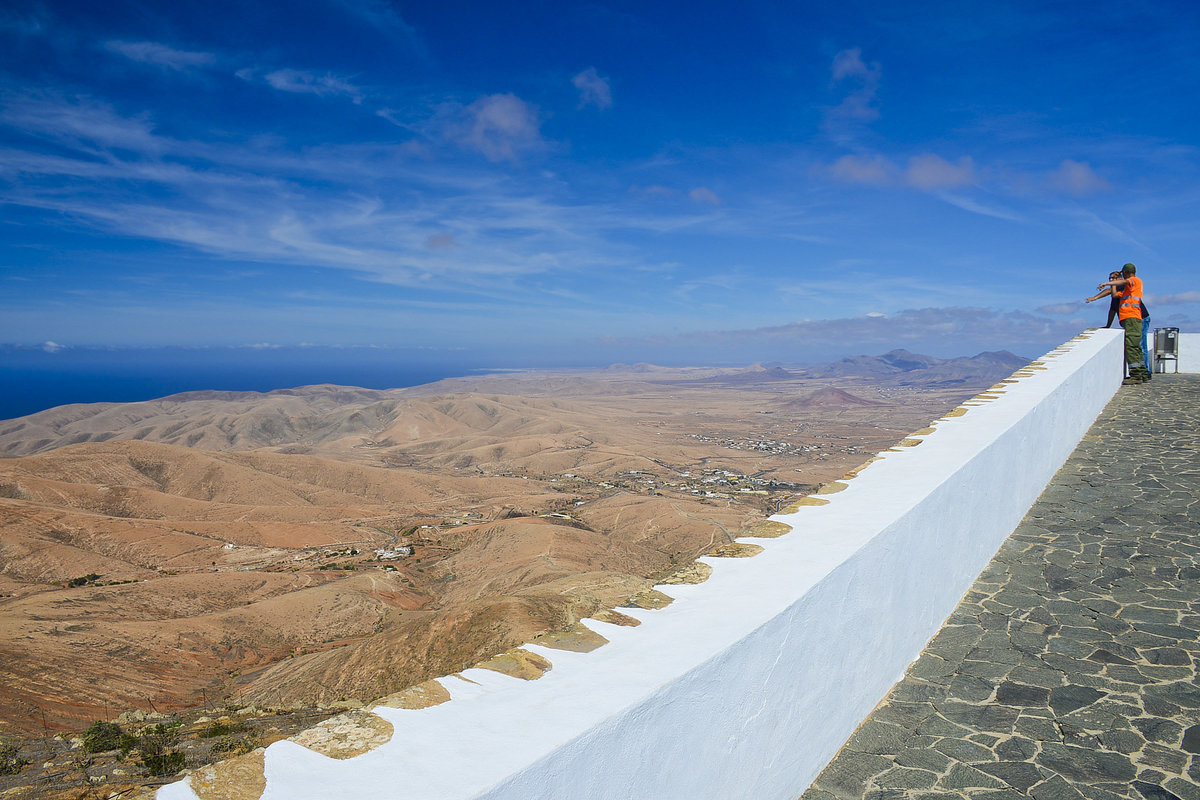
801, 373, 1200, 800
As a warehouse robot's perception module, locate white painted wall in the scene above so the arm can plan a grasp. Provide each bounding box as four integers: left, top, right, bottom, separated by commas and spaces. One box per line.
1172, 332, 1200, 373
159, 329, 1124, 800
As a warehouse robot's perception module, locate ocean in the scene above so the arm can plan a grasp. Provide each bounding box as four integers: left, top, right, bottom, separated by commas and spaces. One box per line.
0, 346, 482, 422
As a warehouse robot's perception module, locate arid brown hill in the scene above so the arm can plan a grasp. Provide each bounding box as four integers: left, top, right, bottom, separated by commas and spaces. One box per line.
0, 360, 1014, 735
782, 387, 885, 409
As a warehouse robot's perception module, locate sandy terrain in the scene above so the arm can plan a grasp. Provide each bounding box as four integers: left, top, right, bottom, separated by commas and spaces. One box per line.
0, 355, 1025, 740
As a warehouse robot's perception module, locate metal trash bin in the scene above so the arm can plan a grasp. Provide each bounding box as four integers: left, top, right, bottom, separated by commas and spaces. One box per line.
1154, 327, 1179, 373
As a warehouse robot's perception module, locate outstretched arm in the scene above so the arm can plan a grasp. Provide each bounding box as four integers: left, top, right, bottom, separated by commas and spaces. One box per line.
1085, 287, 1113, 303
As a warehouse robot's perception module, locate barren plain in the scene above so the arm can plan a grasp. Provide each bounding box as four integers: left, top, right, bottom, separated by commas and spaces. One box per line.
0, 351, 1026, 756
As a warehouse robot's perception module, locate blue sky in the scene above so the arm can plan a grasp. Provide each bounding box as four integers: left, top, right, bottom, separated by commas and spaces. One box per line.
2, 0, 1199, 371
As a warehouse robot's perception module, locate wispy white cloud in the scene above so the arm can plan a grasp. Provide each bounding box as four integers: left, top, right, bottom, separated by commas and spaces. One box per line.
426, 233, 456, 250
1045, 159, 1110, 196
104, 40, 217, 71
0, 90, 162, 155
934, 192, 1025, 222
332, 0, 429, 59
827, 152, 978, 193
572, 67, 612, 109
1037, 302, 1081, 315
0, 7, 46, 37
443, 93, 544, 162
905, 154, 974, 190
0, 91, 657, 302
826, 48, 881, 126
1062, 208, 1146, 249
604, 306, 1073, 354
1149, 290, 1200, 305
828, 154, 895, 186
255, 68, 365, 104
628, 184, 676, 199
689, 186, 720, 205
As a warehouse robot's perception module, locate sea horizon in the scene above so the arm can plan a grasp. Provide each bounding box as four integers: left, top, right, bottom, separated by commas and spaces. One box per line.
0, 345, 491, 422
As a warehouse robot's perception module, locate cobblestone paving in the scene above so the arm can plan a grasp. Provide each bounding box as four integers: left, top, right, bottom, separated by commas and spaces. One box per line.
801, 374, 1200, 800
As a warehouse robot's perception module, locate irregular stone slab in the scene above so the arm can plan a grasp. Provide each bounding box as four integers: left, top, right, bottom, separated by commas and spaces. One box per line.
1131, 780, 1186, 800
941, 762, 1007, 790
1048, 684, 1105, 716
1181, 724, 1200, 754
977, 760, 1047, 791
1035, 743, 1137, 783
289, 710, 394, 759
995, 682, 1050, 707
1029, 774, 1087, 800
874, 765, 938, 788
1086, 648, 1135, 665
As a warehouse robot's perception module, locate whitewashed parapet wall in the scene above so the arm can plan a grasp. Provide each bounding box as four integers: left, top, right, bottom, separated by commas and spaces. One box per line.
1175, 332, 1200, 372
159, 329, 1124, 800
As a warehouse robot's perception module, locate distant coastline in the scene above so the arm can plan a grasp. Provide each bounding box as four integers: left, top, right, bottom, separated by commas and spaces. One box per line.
0, 346, 479, 421
0, 344, 1029, 422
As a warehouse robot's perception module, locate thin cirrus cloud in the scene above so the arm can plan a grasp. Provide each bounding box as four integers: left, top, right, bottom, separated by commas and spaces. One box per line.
572, 67, 612, 109
426, 233, 457, 250
828, 153, 894, 186
0, 90, 613, 293
1036, 302, 1084, 316
442, 93, 545, 162
827, 153, 974, 190
823, 46, 882, 143
598, 307, 1079, 357
332, 0, 428, 57
103, 40, 218, 71
1045, 159, 1111, 196
1039, 291, 1200, 316
251, 68, 366, 104
1151, 290, 1200, 306
0, 90, 163, 155
905, 154, 974, 190
102, 38, 365, 106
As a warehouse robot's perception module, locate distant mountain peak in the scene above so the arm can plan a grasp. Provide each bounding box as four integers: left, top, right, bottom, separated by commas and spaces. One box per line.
802, 349, 1029, 384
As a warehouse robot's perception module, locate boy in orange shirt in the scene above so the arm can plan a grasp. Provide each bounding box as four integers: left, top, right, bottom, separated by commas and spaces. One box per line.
1096, 263, 1150, 385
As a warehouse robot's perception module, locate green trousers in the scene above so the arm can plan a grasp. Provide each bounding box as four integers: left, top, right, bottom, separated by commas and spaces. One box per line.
1122, 317, 1150, 379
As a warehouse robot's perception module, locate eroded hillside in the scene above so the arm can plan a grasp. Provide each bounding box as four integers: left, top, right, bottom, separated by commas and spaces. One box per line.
0, 359, 1023, 735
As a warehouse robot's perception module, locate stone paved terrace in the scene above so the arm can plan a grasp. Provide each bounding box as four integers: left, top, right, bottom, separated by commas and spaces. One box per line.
801, 373, 1200, 800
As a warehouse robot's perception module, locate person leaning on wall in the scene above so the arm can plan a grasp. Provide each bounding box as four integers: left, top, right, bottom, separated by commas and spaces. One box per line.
1085, 268, 1153, 377
1091, 263, 1152, 385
